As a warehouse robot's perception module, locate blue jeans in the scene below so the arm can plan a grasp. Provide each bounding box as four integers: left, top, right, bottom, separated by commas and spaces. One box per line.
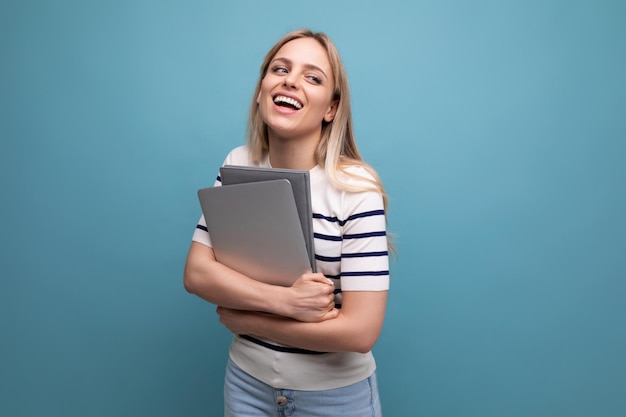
224, 358, 383, 417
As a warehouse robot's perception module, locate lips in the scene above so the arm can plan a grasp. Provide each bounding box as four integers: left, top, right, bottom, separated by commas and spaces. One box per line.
273, 94, 303, 110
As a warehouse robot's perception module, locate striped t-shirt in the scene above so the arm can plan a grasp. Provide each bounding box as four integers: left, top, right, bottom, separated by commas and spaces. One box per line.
192, 145, 390, 390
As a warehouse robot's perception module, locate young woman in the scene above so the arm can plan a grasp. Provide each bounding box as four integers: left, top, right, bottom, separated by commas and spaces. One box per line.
184, 29, 390, 417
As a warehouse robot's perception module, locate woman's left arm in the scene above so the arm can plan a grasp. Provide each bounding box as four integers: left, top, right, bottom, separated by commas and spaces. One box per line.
217, 290, 387, 353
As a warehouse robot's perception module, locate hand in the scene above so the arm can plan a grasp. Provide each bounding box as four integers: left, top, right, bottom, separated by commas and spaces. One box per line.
286, 273, 338, 322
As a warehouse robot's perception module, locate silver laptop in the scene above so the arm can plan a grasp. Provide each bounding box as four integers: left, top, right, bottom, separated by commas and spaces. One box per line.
197, 179, 312, 286
219, 165, 316, 272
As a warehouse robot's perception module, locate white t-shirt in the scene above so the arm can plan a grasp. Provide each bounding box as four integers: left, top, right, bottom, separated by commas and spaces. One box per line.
192, 145, 390, 390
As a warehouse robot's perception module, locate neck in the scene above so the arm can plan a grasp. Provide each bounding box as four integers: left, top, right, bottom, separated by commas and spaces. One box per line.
267, 132, 320, 170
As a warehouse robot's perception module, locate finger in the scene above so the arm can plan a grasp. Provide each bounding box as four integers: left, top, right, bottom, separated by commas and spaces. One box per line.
308, 274, 335, 286
321, 308, 339, 321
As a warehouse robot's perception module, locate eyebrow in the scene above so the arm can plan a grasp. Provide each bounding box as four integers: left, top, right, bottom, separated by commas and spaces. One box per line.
271, 57, 329, 80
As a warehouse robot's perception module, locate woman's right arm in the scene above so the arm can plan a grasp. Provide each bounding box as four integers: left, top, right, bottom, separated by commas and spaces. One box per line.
183, 241, 338, 322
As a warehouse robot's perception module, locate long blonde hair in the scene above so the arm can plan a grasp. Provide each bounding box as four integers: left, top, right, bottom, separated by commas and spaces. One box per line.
247, 29, 389, 212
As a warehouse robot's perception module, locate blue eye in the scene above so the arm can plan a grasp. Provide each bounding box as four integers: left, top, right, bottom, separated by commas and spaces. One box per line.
308, 75, 322, 84
272, 66, 288, 74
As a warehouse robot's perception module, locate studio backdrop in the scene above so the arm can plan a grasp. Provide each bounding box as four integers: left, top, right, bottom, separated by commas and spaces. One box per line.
1, 1, 624, 416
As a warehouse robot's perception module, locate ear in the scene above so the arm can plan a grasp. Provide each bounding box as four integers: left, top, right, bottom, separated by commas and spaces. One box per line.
324, 100, 338, 122
256, 90, 261, 104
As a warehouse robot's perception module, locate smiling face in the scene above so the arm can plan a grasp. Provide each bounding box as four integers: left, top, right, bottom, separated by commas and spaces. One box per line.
257, 37, 338, 146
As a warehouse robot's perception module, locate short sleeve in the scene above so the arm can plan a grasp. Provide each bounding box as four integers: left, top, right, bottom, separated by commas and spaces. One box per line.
339, 188, 390, 291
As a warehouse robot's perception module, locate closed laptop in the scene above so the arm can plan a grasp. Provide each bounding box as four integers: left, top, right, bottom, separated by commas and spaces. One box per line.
197, 179, 311, 286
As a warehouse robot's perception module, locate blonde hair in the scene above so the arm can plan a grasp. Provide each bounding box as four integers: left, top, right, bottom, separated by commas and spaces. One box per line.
247, 29, 390, 209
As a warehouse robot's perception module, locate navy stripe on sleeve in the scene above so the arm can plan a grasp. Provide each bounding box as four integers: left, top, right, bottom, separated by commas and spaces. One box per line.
196, 224, 208, 232
314, 233, 342, 241
316, 251, 388, 262
313, 209, 385, 226
343, 231, 386, 240
316, 254, 341, 262
344, 209, 385, 223
313, 213, 340, 223
342, 251, 388, 259
342, 270, 390, 277
315, 231, 386, 241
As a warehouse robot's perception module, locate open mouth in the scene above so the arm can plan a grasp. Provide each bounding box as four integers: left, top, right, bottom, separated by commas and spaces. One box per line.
273, 95, 303, 110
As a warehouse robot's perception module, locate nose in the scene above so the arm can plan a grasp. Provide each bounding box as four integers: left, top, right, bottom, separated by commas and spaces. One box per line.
284, 71, 298, 89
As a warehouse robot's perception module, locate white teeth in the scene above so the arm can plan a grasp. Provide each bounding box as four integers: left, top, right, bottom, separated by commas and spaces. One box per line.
273, 95, 303, 109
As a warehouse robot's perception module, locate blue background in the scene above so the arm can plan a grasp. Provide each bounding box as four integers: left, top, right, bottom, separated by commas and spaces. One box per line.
2, 0, 625, 416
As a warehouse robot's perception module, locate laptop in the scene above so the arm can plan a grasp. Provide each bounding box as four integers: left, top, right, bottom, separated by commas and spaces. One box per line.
220, 165, 316, 271
197, 179, 312, 286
